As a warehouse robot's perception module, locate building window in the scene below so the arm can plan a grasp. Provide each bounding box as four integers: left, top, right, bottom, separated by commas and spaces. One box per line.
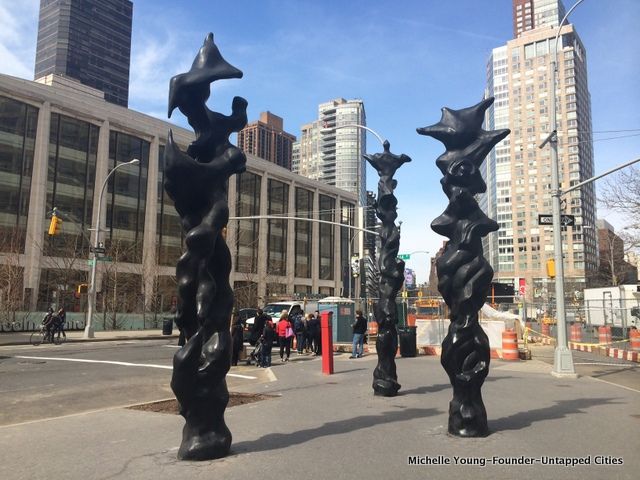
267, 179, 288, 276
235, 172, 261, 273
0, 96, 38, 253
319, 194, 335, 280
295, 187, 313, 278
156, 145, 183, 266
106, 131, 149, 263
46, 113, 99, 257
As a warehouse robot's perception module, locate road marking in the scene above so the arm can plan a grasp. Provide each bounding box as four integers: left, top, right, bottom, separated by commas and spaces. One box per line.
575, 362, 638, 367
13, 356, 256, 379
587, 376, 640, 394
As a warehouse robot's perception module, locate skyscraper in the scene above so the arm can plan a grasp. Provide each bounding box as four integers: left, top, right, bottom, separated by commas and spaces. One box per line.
293, 98, 367, 205
237, 111, 296, 170
484, 0, 597, 300
34, 0, 133, 107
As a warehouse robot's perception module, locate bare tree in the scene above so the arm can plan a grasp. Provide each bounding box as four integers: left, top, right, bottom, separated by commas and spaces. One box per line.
600, 165, 640, 247
0, 227, 26, 325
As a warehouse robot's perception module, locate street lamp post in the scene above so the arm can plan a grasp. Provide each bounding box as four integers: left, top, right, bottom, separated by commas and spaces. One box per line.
542, 0, 585, 377
84, 158, 140, 339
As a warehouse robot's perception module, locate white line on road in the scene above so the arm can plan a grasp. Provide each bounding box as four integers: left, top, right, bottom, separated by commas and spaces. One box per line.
574, 362, 638, 367
13, 356, 257, 379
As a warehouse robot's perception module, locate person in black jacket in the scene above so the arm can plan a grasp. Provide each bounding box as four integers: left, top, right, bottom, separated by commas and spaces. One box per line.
307, 312, 321, 356
260, 320, 275, 367
231, 317, 244, 366
350, 310, 367, 358
251, 308, 269, 345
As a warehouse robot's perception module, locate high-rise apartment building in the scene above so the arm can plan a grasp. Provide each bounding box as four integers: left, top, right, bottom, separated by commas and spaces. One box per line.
484, 0, 597, 300
34, 0, 133, 107
237, 111, 296, 170
293, 98, 367, 205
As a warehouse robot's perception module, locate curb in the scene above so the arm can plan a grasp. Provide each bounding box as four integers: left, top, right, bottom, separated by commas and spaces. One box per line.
0, 334, 176, 347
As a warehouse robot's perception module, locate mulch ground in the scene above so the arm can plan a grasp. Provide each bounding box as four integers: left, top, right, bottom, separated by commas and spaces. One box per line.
128, 392, 269, 415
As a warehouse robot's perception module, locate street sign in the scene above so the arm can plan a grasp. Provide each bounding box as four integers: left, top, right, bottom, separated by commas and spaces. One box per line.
90, 246, 106, 254
398, 254, 411, 260
97, 256, 112, 262
537, 214, 575, 226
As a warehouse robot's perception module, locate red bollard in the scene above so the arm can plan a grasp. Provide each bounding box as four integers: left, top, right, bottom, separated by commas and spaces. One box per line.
321, 311, 334, 375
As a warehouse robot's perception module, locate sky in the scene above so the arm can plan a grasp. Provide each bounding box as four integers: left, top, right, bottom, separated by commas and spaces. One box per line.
1, 0, 639, 285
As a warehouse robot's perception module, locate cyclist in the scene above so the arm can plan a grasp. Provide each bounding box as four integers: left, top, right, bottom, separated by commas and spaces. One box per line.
42, 308, 56, 342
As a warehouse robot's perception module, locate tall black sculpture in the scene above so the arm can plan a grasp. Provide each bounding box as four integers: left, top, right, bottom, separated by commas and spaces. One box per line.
365, 141, 411, 396
417, 98, 509, 436
164, 33, 247, 460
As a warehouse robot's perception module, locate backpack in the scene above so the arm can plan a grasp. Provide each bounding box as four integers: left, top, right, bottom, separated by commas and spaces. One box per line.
294, 314, 304, 333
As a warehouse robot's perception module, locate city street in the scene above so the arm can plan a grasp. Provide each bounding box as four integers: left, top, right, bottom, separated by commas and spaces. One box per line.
0, 339, 271, 426
530, 344, 640, 392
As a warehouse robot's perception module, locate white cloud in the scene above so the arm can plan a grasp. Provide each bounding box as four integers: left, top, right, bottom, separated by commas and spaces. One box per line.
0, 0, 38, 79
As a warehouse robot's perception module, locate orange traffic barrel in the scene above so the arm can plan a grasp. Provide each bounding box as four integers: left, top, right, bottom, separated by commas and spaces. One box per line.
570, 323, 582, 343
630, 328, 640, 351
502, 329, 519, 361
598, 325, 612, 344
368, 321, 378, 335
541, 323, 551, 337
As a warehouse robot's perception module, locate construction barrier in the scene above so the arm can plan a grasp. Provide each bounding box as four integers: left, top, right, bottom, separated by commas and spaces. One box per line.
598, 325, 612, 344
541, 323, 551, 337
570, 323, 582, 343
501, 329, 519, 361
630, 328, 640, 351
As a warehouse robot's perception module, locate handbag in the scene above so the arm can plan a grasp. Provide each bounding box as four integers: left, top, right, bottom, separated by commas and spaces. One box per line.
285, 326, 294, 338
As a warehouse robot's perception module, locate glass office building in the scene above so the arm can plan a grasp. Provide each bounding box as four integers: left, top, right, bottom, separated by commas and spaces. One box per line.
0, 73, 357, 323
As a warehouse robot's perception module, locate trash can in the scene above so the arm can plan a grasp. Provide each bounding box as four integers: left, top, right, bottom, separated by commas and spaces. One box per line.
398, 325, 417, 357
162, 316, 173, 335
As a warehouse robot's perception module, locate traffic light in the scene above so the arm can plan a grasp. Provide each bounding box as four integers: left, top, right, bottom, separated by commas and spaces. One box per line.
546, 258, 556, 278
76, 283, 88, 295
48, 214, 62, 236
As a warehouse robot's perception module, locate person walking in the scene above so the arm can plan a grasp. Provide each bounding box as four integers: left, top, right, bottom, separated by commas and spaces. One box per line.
308, 311, 321, 356
276, 310, 293, 362
293, 311, 305, 354
55, 306, 67, 340
350, 310, 367, 358
230, 316, 244, 366
261, 320, 275, 367
251, 308, 269, 345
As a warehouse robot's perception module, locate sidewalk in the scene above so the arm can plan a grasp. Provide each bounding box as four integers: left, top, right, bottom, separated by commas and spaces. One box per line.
0, 351, 637, 480
0, 329, 176, 346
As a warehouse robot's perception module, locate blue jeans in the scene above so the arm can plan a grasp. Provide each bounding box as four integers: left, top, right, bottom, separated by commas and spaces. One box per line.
296, 333, 305, 352
352, 333, 364, 357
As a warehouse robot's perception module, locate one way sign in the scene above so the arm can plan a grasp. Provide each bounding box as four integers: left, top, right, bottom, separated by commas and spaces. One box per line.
538, 214, 575, 226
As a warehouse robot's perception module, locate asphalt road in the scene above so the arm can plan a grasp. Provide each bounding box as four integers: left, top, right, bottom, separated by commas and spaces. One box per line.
0, 339, 271, 426
530, 345, 640, 391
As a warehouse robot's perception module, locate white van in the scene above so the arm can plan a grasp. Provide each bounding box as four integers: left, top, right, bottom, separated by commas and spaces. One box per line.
244, 300, 318, 342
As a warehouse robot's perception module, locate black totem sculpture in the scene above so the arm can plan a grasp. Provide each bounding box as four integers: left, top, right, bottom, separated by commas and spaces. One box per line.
417, 97, 509, 436
365, 141, 411, 397
164, 33, 247, 460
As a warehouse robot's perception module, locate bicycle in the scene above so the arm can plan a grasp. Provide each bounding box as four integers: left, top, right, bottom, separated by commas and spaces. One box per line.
30, 324, 65, 346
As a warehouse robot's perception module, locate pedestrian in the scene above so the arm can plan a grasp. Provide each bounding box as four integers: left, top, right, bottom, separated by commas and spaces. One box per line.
304, 313, 313, 353
308, 311, 321, 356
293, 311, 305, 354
276, 310, 293, 362
252, 308, 269, 345
56, 306, 67, 340
261, 319, 275, 367
350, 310, 367, 358
230, 316, 244, 366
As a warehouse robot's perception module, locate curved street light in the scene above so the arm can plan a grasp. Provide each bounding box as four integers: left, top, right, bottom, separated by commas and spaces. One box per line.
84, 158, 140, 339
